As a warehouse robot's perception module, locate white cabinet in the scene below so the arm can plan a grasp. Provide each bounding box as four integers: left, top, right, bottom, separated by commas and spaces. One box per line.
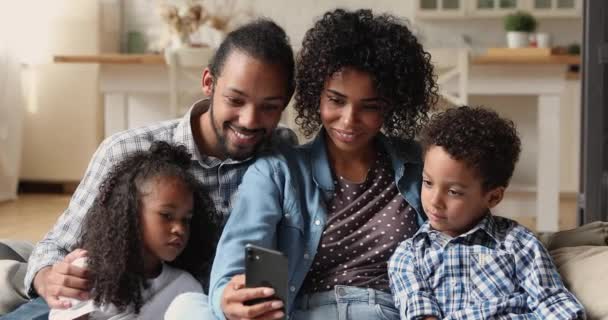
416, 0, 466, 18
468, 0, 519, 17
523, 0, 581, 17
415, 0, 582, 19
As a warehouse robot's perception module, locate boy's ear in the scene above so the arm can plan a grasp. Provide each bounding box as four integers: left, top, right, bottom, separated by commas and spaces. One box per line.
486, 187, 505, 208
202, 68, 214, 97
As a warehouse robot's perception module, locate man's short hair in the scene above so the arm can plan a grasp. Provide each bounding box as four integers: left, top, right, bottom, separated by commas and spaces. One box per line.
209, 19, 295, 98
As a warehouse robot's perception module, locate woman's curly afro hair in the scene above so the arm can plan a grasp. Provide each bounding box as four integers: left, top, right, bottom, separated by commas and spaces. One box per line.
294, 8, 438, 139
78, 141, 221, 314
420, 106, 522, 191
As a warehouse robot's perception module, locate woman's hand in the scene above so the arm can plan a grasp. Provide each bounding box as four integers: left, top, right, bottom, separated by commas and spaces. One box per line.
221, 274, 285, 320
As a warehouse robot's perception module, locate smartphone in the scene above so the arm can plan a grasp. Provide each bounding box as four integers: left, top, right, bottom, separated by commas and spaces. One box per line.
244, 244, 288, 308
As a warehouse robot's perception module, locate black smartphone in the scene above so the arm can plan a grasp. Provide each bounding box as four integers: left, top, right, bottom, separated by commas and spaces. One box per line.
244, 244, 288, 308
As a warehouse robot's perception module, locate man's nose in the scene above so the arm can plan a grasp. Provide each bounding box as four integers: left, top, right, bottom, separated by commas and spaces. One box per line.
239, 104, 261, 128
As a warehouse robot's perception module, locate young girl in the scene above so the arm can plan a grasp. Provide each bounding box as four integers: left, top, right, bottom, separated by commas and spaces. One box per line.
49, 141, 220, 320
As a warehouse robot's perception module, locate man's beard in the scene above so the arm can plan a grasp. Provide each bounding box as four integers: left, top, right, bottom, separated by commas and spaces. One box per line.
209, 100, 267, 161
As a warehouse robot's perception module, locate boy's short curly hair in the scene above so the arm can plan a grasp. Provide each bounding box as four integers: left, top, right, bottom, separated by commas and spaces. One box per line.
294, 8, 438, 139
420, 106, 521, 191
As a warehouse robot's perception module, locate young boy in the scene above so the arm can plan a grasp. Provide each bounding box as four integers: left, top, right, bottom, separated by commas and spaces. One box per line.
388, 106, 585, 319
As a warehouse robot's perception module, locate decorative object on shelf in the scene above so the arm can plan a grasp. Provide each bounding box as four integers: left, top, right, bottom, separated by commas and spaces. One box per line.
504, 11, 538, 48
536, 32, 551, 48
567, 43, 581, 55
159, 1, 207, 49
157, 0, 253, 50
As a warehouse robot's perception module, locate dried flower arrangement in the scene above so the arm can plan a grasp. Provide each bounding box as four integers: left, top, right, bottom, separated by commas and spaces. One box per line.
157, 0, 253, 49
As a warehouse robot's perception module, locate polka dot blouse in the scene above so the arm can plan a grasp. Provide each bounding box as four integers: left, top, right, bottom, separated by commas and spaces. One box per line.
302, 150, 418, 293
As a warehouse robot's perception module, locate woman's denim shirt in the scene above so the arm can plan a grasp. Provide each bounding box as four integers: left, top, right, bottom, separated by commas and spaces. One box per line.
209, 131, 426, 318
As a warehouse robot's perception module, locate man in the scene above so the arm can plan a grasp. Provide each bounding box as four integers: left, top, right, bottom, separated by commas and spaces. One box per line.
1, 18, 296, 319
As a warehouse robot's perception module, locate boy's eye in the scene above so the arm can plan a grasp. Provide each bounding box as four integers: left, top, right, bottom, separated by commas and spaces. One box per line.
225, 96, 243, 106
448, 189, 463, 196
160, 212, 172, 220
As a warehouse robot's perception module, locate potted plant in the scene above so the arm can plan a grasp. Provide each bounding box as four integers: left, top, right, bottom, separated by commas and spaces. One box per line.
504, 11, 537, 48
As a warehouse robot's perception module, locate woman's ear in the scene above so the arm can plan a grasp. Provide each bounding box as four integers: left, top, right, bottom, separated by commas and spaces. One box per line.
486, 187, 505, 209
202, 68, 214, 97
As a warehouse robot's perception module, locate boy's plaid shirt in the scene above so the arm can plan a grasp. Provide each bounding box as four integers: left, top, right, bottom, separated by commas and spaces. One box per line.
388, 214, 585, 320
24, 100, 295, 296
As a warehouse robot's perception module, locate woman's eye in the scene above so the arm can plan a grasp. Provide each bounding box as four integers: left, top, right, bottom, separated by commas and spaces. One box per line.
422, 179, 432, 187
328, 97, 344, 105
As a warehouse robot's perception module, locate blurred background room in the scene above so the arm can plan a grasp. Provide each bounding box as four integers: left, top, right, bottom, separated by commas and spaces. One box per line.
1, 0, 606, 243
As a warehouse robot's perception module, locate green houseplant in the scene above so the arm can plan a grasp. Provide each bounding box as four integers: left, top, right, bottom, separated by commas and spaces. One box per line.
504, 11, 537, 48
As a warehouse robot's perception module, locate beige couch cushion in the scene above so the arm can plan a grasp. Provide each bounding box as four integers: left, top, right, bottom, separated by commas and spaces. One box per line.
551, 246, 608, 320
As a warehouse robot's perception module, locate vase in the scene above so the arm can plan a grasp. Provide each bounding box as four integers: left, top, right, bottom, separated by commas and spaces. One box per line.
506, 31, 530, 48
170, 33, 190, 49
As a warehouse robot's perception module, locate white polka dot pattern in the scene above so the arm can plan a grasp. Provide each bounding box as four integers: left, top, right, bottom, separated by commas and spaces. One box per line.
302, 151, 418, 293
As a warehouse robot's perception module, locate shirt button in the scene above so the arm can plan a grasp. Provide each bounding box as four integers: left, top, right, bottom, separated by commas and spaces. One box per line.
337, 287, 347, 296
290, 286, 296, 292
315, 220, 321, 226
284, 213, 290, 218
303, 253, 310, 259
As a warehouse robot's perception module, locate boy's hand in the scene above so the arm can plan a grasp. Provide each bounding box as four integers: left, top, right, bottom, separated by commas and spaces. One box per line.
221, 274, 284, 320
422, 317, 440, 320
33, 249, 91, 309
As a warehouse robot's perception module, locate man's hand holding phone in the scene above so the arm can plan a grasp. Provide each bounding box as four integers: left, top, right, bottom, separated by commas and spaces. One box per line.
220, 274, 284, 320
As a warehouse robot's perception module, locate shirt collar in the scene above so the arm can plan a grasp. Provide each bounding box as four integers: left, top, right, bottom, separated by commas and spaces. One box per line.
412, 212, 499, 244
309, 129, 421, 192
174, 99, 262, 166
173, 99, 206, 162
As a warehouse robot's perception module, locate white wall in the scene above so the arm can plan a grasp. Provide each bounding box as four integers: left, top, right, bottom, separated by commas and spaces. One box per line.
125, 1, 582, 52
19, 1, 103, 181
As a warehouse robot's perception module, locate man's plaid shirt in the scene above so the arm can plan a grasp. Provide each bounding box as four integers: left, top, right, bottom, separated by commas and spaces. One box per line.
388, 214, 585, 320
25, 99, 296, 296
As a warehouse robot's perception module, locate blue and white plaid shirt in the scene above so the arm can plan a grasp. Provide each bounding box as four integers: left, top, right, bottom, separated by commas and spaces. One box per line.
25, 99, 296, 296
388, 214, 585, 320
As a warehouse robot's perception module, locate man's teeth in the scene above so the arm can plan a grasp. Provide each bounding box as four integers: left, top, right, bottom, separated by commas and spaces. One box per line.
233, 129, 254, 139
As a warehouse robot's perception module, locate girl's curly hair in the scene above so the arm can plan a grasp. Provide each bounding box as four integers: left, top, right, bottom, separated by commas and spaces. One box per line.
294, 8, 438, 139
78, 141, 221, 314
420, 106, 522, 191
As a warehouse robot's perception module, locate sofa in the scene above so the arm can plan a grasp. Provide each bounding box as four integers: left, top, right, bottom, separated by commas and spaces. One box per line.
2, 222, 608, 318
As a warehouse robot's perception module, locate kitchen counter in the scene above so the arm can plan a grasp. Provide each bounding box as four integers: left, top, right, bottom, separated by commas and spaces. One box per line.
54, 54, 165, 64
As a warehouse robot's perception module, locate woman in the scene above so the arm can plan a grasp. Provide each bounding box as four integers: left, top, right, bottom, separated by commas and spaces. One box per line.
209, 9, 438, 320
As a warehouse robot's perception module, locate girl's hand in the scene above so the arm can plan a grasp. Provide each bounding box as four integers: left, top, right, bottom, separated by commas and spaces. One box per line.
221, 274, 285, 320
